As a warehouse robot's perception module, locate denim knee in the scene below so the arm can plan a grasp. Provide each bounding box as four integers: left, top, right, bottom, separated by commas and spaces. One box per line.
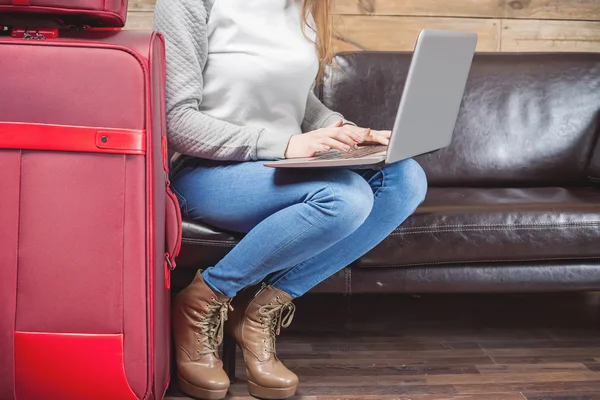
384, 158, 428, 210
314, 170, 374, 234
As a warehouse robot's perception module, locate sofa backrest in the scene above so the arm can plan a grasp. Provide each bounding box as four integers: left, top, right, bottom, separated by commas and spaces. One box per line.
320, 52, 600, 187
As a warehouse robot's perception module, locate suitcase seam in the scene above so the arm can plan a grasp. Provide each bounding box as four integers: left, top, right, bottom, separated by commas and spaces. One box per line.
121, 155, 127, 335
13, 150, 23, 399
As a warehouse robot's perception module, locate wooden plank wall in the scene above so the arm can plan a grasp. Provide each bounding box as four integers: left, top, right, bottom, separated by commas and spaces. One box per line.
126, 0, 600, 53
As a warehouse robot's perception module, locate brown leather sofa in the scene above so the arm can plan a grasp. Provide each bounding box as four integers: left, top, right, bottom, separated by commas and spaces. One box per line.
172, 51, 600, 295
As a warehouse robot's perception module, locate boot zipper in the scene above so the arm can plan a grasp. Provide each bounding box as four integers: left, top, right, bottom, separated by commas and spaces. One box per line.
254, 282, 267, 298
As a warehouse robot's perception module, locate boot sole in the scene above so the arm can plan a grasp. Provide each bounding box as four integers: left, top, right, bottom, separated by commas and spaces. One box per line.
248, 380, 297, 400
178, 375, 228, 400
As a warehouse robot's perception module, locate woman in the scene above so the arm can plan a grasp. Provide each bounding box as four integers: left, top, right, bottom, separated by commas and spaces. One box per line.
154, 1, 428, 399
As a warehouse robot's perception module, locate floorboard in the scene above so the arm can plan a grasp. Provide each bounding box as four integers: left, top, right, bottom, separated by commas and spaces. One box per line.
165, 292, 600, 399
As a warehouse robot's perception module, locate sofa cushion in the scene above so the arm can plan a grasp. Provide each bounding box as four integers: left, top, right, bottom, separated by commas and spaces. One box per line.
177, 187, 600, 270
358, 187, 600, 268
176, 220, 241, 270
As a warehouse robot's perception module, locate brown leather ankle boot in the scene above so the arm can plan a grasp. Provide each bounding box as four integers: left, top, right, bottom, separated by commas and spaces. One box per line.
226, 285, 298, 399
172, 271, 233, 400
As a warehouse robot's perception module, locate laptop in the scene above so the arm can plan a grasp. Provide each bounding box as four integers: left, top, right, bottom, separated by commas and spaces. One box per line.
264, 29, 478, 169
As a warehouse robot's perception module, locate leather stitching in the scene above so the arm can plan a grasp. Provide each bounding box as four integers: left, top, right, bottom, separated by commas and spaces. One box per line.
182, 238, 237, 246
395, 220, 600, 231
392, 225, 600, 236
182, 221, 600, 246
392, 221, 600, 235
346, 268, 351, 296
369, 255, 600, 268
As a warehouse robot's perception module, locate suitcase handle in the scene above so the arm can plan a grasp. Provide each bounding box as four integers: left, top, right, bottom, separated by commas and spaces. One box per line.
0, 121, 145, 154
164, 186, 181, 290
163, 136, 183, 289
165, 186, 182, 271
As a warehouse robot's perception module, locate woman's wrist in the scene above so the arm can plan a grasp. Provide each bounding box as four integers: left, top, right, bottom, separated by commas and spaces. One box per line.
257, 129, 294, 160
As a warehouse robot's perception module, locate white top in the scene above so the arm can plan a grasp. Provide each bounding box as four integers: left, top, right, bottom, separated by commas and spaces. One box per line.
200, 0, 319, 138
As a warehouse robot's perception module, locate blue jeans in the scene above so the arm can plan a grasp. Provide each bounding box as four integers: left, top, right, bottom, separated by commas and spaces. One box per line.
171, 158, 428, 298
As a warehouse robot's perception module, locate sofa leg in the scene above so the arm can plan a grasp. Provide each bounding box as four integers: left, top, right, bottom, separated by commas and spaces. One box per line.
222, 334, 236, 382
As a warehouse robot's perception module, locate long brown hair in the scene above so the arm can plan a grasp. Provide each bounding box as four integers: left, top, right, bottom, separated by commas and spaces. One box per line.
302, 0, 334, 82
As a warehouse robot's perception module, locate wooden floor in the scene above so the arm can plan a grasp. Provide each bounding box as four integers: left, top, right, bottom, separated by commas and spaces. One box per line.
166, 292, 600, 400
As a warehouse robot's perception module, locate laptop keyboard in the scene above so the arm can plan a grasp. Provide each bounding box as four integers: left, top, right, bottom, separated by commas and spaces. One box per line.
313, 145, 388, 160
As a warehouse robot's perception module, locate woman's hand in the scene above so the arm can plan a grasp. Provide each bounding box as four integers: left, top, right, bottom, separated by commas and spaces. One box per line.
285, 120, 391, 159
361, 128, 391, 146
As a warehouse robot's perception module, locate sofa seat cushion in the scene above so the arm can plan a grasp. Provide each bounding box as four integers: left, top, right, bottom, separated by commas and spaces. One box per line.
176, 220, 242, 269
358, 187, 600, 268
176, 187, 600, 270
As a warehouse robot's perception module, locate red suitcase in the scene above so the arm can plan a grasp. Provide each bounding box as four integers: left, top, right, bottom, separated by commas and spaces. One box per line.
0, 17, 182, 400
0, 0, 128, 27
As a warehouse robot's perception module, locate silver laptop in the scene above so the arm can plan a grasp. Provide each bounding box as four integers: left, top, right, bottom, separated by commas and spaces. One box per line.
264, 29, 477, 169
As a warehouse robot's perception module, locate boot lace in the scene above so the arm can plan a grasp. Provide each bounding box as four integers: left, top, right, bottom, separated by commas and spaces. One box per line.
195, 298, 232, 355
258, 299, 295, 354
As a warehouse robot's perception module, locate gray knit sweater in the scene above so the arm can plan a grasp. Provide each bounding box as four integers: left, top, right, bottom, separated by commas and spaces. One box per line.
153, 0, 351, 161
